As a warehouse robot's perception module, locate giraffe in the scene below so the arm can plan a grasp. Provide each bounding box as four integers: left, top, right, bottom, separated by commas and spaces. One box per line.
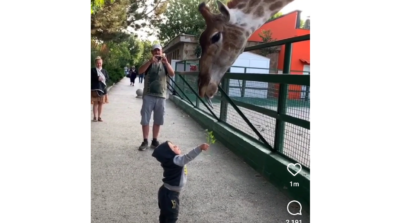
197, 0, 294, 98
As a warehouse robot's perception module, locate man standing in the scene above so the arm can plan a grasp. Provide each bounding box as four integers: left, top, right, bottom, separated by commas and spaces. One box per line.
137, 44, 175, 151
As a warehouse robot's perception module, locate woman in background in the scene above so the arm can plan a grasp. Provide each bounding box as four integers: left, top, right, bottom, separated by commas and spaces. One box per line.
91, 56, 109, 122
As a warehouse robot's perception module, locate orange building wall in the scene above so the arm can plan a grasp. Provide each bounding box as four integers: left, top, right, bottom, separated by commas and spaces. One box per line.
288, 29, 310, 99
249, 11, 310, 99
292, 29, 310, 73
249, 12, 298, 42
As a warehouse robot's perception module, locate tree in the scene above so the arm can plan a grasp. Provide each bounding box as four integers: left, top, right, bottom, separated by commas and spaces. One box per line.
126, 0, 169, 30
153, 0, 229, 58
155, 0, 203, 43
154, 0, 229, 43
299, 19, 305, 28
91, 0, 169, 42
135, 40, 154, 69
126, 36, 143, 65
91, 0, 115, 14
91, 0, 130, 41
259, 30, 279, 56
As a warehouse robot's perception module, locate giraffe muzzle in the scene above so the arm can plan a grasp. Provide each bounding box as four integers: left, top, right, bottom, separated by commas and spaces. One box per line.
199, 81, 218, 99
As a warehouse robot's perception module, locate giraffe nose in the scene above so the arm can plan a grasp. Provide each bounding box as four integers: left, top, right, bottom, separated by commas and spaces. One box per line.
206, 82, 218, 98
198, 85, 206, 98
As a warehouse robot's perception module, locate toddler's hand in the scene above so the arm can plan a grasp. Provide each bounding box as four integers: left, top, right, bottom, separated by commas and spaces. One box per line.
200, 143, 210, 151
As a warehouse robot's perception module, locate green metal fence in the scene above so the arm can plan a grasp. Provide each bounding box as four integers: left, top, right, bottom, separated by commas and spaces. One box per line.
169, 34, 310, 168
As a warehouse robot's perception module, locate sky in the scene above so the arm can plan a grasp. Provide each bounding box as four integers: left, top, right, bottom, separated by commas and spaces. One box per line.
280, 0, 310, 19
135, 0, 310, 42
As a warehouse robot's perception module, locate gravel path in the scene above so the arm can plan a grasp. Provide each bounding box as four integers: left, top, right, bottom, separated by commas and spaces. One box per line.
91, 77, 310, 223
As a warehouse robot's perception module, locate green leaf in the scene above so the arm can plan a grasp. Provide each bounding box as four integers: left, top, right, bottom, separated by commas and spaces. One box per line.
204, 129, 216, 144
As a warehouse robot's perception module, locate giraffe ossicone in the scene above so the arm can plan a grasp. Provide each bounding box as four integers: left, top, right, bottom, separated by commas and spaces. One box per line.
197, 0, 294, 99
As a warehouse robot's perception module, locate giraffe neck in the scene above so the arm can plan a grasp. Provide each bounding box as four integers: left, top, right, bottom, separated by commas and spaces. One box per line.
227, 8, 271, 38
226, 0, 289, 38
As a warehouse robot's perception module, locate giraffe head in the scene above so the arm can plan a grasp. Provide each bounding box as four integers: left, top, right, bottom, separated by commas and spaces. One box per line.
197, 0, 293, 98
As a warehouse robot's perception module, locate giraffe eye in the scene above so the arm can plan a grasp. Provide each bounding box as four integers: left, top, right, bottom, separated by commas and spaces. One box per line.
210, 32, 221, 44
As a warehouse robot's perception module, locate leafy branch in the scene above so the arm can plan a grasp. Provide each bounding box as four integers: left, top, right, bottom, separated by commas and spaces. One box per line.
205, 129, 216, 144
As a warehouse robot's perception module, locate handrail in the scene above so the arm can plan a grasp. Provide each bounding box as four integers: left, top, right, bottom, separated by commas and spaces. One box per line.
244, 34, 310, 51
175, 72, 310, 86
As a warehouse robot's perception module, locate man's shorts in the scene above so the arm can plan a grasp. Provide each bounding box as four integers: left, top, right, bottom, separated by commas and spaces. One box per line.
140, 95, 166, 125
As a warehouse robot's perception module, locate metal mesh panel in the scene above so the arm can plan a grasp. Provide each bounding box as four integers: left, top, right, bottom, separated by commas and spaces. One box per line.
173, 75, 197, 107
282, 122, 310, 168
199, 94, 221, 118
183, 75, 199, 107
286, 84, 310, 121
196, 78, 221, 118
225, 106, 276, 147
228, 79, 279, 111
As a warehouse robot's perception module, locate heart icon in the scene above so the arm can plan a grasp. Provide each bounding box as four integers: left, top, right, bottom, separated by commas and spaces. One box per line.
287, 163, 302, 176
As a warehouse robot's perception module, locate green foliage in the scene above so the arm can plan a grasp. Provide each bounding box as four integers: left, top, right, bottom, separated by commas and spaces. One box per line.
91, 0, 171, 82
258, 30, 278, 56
133, 40, 157, 71
91, 34, 162, 84
91, 0, 115, 14
205, 129, 216, 144
300, 20, 305, 28
154, 0, 229, 58
266, 12, 283, 22
103, 66, 124, 83
103, 42, 129, 68
154, 0, 229, 43
92, 36, 136, 84
259, 30, 276, 43
91, 0, 169, 42
155, 0, 204, 42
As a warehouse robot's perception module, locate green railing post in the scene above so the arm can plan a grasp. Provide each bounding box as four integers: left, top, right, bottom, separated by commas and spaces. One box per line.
219, 77, 230, 122
241, 67, 247, 97
305, 72, 311, 101
274, 43, 292, 153
196, 92, 200, 107
183, 61, 187, 92
196, 62, 200, 107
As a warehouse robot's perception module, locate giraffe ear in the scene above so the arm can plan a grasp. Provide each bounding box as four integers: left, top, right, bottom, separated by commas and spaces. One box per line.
217, 0, 230, 21
198, 2, 213, 23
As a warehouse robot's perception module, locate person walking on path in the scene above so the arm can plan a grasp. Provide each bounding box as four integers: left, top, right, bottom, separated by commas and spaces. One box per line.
129, 66, 138, 86
137, 44, 175, 151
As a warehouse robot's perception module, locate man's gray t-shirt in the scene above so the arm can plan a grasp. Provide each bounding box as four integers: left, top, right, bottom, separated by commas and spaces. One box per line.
143, 62, 167, 99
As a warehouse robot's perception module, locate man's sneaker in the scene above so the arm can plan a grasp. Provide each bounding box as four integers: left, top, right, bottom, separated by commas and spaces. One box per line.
151, 139, 160, 149
138, 141, 148, 151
